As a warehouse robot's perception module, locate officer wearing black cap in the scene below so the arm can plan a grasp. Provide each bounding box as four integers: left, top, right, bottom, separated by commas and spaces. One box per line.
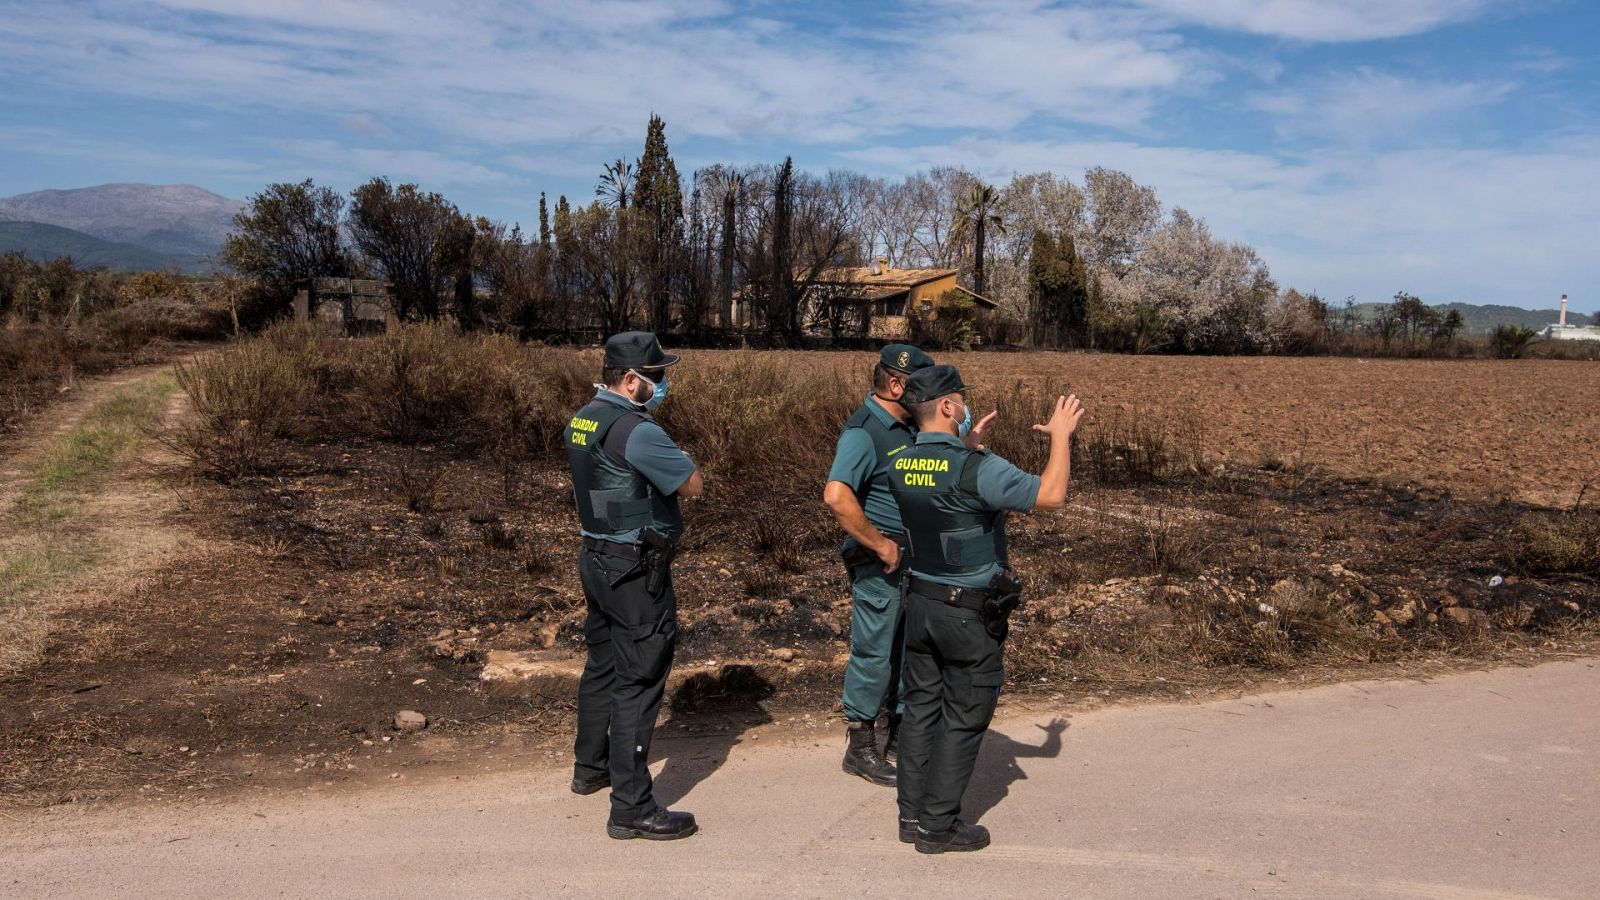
823, 344, 993, 787
887, 364, 1083, 854
563, 331, 703, 841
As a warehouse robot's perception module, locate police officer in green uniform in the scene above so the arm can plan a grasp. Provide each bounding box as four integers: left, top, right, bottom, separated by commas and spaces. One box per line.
564, 332, 704, 841
888, 364, 1083, 853
822, 344, 930, 786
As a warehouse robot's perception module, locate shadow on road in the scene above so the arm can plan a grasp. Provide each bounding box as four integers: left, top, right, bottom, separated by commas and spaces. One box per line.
650, 664, 776, 809
964, 717, 1069, 824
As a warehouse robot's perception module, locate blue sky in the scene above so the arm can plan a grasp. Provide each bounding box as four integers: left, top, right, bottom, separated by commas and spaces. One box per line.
1, 0, 1596, 310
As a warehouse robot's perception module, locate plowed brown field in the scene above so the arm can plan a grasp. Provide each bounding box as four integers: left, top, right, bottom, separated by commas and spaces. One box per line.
745, 351, 1599, 507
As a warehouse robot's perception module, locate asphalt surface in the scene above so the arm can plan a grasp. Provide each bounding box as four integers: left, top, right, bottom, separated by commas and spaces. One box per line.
5, 659, 1597, 899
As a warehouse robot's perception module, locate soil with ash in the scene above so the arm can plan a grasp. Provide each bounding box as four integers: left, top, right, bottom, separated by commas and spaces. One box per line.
3, 432, 1594, 807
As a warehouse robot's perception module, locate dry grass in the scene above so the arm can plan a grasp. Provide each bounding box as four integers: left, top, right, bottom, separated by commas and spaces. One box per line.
1502, 506, 1600, 579
164, 334, 1599, 694
1, 376, 174, 674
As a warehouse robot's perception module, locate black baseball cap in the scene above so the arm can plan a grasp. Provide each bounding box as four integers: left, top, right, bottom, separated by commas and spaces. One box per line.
603, 331, 680, 370
879, 343, 935, 374
901, 364, 969, 404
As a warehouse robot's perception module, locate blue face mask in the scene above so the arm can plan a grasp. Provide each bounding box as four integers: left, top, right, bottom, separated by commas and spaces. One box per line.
634, 370, 668, 411
956, 400, 973, 439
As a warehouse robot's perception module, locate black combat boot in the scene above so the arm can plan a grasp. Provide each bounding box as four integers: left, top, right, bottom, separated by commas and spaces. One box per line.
842, 719, 897, 787
898, 818, 919, 843
606, 807, 698, 841
883, 715, 901, 764
570, 772, 610, 795
914, 820, 991, 854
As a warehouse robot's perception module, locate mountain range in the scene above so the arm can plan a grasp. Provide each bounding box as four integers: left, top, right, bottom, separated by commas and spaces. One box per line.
0, 183, 242, 272
1343, 301, 1591, 334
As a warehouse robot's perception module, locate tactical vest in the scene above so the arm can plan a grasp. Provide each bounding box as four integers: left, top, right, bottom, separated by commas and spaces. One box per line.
887, 439, 1001, 579
563, 399, 655, 536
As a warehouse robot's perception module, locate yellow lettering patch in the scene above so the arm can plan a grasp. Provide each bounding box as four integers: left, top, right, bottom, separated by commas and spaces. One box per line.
569, 416, 600, 433
902, 472, 937, 487
570, 431, 588, 446
893, 457, 949, 473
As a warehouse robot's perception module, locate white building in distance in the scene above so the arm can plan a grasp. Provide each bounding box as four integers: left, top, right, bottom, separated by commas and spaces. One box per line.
1539, 295, 1600, 342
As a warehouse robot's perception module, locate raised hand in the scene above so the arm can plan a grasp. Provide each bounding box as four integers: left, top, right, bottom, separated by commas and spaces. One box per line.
963, 410, 999, 450
1030, 395, 1084, 441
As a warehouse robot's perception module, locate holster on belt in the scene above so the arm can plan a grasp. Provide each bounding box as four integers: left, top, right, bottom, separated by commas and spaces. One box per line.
839, 534, 905, 581
983, 569, 1025, 642
639, 527, 678, 597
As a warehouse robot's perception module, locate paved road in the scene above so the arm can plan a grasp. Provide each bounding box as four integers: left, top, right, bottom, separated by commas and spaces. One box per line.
5, 659, 1597, 899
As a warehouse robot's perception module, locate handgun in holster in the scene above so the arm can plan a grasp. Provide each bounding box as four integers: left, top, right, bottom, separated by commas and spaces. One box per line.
839, 534, 906, 581
983, 569, 1025, 641
638, 527, 678, 597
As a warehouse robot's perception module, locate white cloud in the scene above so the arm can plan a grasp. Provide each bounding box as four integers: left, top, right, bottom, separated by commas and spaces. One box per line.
0, 0, 1204, 146
1251, 69, 1517, 144
276, 140, 519, 188
1134, 0, 1497, 41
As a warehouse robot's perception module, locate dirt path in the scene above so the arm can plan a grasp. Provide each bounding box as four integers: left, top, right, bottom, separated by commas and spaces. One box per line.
0, 357, 199, 673
0, 359, 187, 514
4, 657, 1595, 899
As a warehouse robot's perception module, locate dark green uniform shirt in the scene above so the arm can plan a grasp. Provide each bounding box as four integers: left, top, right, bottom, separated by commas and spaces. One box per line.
827, 395, 917, 536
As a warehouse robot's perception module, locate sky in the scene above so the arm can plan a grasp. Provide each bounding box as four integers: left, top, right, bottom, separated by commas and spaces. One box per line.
0, 0, 1596, 310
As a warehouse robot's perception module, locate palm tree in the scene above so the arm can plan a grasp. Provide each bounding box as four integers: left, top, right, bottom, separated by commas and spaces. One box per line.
715, 170, 744, 328
595, 158, 635, 209
954, 182, 1004, 296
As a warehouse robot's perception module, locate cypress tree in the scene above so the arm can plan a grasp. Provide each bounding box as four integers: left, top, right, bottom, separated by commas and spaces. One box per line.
635, 114, 684, 333
538, 192, 551, 248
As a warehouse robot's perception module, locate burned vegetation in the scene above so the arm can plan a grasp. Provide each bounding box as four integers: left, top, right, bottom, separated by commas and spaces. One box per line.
3, 324, 1596, 804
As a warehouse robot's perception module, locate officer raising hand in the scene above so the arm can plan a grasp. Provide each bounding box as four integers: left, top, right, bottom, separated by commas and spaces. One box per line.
887, 365, 1083, 855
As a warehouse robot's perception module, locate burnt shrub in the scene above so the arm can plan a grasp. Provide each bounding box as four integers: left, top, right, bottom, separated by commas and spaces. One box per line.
170, 340, 311, 479
1502, 508, 1600, 578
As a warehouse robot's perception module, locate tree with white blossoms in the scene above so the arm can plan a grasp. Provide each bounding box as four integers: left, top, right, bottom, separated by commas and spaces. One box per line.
1135, 208, 1277, 354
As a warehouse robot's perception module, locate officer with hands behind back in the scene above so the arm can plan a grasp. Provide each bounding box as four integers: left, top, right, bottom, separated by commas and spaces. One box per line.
887, 364, 1083, 854
563, 331, 703, 841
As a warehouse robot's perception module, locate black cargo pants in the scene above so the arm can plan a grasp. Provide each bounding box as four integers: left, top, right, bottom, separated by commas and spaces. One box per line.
573, 540, 678, 820
895, 587, 1004, 834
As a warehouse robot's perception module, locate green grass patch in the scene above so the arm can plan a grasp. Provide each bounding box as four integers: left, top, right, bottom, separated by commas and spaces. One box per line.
2, 374, 173, 626
0, 535, 100, 608
15, 376, 175, 523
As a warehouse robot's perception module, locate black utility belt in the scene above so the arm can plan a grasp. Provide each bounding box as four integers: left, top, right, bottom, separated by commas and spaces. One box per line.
907, 575, 994, 612
582, 536, 642, 561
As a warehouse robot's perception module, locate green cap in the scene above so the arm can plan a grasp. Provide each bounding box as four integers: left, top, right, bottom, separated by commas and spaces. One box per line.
901, 364, 969, 404
879, 343, 935, 374
603, 331, 680, 370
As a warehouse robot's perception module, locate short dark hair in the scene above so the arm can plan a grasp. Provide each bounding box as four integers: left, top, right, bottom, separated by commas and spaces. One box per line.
873, 362, 905, 392
907, 397, 945, 427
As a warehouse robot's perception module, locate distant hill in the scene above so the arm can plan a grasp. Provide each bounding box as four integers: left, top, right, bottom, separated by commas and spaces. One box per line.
0, 183, 242, 259
1342, 301, 1590, 334
0, 220, 204, 271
